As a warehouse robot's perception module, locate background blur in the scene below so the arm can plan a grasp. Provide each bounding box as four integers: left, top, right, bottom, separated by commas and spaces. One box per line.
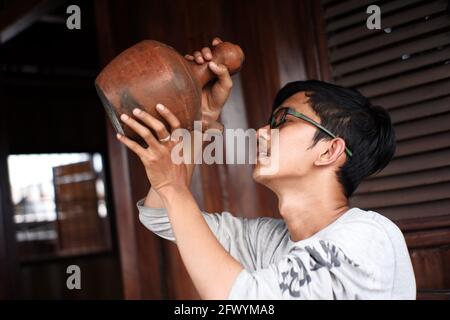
0, 0, 449, 299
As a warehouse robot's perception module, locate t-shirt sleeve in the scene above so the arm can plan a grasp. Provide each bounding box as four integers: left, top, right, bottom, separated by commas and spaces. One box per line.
228, 221, 396, 300
137, 198, 263, 270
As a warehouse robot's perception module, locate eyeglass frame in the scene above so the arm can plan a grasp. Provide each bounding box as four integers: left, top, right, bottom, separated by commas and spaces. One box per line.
269, 107, 353, 158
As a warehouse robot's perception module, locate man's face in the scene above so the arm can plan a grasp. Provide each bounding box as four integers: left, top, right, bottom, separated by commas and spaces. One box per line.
253, 92, 322, 187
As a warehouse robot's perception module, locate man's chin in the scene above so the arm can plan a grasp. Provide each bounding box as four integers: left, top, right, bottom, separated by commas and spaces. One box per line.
252, 162, 272, 185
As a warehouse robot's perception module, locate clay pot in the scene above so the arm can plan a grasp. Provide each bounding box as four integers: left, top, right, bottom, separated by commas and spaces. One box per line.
95, 40, 244, 141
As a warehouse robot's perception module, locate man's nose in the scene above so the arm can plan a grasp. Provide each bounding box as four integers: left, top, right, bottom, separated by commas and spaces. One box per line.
256, 124, 271, 140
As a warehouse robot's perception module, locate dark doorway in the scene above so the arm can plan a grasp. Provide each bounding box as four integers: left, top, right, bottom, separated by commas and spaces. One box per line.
0, 0, 123, 299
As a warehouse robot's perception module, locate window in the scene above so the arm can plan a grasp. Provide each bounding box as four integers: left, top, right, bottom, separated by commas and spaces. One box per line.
8, 153, 112, 261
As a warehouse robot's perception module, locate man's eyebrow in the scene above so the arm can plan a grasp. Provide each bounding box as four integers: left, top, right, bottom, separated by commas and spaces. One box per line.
275, 105, 297, 115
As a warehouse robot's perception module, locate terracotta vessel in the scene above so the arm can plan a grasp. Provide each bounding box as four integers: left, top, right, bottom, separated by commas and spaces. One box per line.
95, 40, 244, 141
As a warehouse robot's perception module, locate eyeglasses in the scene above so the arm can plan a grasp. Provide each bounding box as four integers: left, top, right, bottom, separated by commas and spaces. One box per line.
269, 107, 353, 158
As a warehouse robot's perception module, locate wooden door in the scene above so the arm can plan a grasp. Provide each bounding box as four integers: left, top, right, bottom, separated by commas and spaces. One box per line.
53, 160, 111, 255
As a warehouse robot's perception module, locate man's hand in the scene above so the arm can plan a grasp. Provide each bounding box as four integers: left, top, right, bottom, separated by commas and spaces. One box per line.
185, 37, 233, 132
116, 104, 189, 193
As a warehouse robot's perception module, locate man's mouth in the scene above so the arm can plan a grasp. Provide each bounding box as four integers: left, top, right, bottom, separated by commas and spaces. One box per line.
257, 140, 271, 158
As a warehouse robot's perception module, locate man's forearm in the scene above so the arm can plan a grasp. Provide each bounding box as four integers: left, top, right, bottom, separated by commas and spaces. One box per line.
158, 185, 243, 299
144, 162, 196, 208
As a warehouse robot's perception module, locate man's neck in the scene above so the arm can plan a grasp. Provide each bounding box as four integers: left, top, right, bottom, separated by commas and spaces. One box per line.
273, 179, 349, 242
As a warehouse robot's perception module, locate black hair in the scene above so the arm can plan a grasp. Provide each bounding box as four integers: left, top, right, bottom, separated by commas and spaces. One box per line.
272, 80, 396, 198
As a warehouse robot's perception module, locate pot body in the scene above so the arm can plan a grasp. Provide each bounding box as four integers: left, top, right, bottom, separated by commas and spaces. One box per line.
95, 40, 202, 140
95, 39, 245, 142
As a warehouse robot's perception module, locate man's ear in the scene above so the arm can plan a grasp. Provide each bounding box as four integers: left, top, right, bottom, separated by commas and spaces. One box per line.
314, 138, 347, 167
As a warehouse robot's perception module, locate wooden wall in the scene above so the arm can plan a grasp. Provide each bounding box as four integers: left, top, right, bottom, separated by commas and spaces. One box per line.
95, 0, 450, 299
0, 0, 446, 301
321, 0, 450, 299
94, 0, 326, 299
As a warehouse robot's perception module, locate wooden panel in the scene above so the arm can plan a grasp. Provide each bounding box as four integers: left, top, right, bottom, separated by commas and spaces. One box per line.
333, 32, 450, 76
417, 290, 450, 300
324, 0, 376, 20
370, 198, 450, 221
406, 229, 450, 249
396, 215, 450, 232
328, 0, 449, 48
410, 245, 450, 289
97, 0, 322, 299
94, 0, 165, 300
395, 113, 450, 141
337, 47, 450, 87
93, 0, 322, 300
390, 96, 450, 124
372, 79, 450, 110
270, 0, 309, 85
311, 0, 333, 81
352, 181, 450, 209
374, 148, 450, 178
332, 15, 449, 63
356, 166, 450, 194
323, 0, 450, 299
359, 64, 450, 98
135, 0, 232, 300
395, 131, 450, 158
326, 0, 422, 33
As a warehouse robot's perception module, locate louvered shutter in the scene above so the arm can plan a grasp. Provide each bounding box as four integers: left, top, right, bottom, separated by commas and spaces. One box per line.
321, 0, 450, 223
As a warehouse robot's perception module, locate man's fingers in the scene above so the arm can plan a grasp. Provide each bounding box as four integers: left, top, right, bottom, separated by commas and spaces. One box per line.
212, 37, 222, 46
201, 47, 212, 60
193, 51, 204, 64
208, 61, 232, 89
131, 108, 170, 141
186, 38, 224, 67
120, 113, 158, 147
202, 119, 224, 133
154, 104, 181, 132
187, 38, 222, 64
116, 133, 147, 158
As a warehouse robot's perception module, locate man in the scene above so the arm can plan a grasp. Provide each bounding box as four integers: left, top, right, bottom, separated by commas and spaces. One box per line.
116, 38, 416, 299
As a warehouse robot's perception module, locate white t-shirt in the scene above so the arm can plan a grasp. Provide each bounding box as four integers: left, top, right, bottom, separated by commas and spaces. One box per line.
137, 199, 416, 300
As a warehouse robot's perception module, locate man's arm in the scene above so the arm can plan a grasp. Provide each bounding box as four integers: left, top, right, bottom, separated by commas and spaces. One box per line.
159, 185, 244, 299
118, 111, 244, 299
